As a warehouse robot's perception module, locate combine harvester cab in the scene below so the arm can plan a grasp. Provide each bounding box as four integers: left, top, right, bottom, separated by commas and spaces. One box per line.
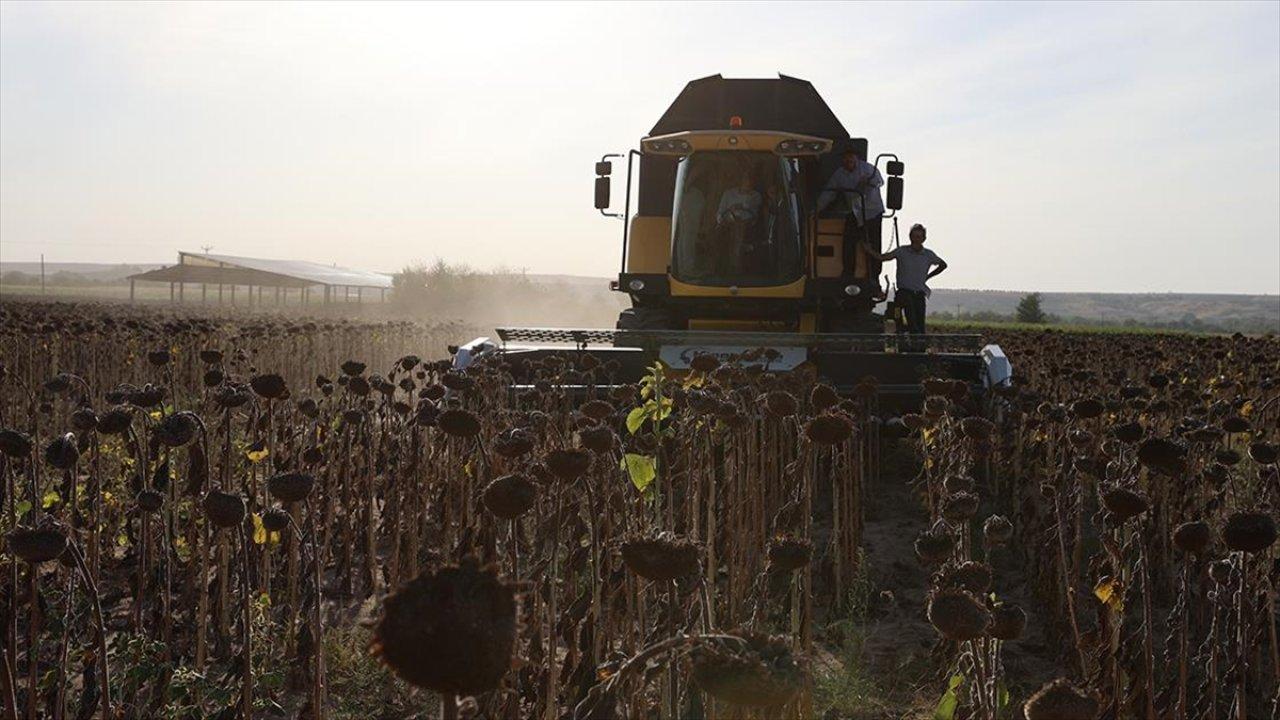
454, 75, 1011, 404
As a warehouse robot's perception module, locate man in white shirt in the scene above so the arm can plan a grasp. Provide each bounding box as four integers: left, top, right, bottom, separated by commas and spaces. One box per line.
713, 171, 763, 275
716, 171, 763, 225
816, 149, 884, 276
867, 223, 947, 334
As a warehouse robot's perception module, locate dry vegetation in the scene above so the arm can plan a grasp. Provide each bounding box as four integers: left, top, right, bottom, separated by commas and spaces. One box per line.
0, 298, 1276, 719
389, 262, 628, 331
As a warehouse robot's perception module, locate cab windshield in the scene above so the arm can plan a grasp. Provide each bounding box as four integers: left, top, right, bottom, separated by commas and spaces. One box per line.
670, 151, 802, 286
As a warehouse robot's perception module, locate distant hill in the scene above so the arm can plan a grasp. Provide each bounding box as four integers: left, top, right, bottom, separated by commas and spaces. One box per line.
0, 262, 162, 283
928, 288, 1278, 331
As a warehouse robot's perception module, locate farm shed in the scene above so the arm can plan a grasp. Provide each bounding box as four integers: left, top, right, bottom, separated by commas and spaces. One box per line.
126, 251, 394, 305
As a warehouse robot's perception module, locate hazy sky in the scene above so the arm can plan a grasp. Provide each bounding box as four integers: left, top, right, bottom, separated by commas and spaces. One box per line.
2, 1, 1278, 294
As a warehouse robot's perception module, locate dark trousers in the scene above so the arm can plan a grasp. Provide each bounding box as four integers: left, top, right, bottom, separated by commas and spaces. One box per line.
897, 289, 927, 334
841, 216, 882, 278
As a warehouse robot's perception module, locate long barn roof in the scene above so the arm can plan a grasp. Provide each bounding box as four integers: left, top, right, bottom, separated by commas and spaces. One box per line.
128, 251, 393, 289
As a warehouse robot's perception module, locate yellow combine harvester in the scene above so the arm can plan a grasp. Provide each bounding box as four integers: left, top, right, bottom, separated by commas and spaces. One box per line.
456, 75, 1010, 401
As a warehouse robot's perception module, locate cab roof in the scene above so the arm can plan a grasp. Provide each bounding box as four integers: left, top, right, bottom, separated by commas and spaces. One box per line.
649, 74, 849, 141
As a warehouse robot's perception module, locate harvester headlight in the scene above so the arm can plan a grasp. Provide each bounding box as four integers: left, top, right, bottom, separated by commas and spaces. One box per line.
628, 279, 646, 292
776, 139, 829, 155
642, 138, 691, 155
844, 284, 861, 296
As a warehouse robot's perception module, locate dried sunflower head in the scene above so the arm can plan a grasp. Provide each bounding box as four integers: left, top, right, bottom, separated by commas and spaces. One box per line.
943, 474, 975, 495
266, 472, 315, 503
766, 536, 812, 572
1108, 420, 1143, 445
960, 416, 995, 441
1070, 398, 1104, 420
762, 391, 799, 419
579, 400, 614, 422
1222, 511, 1276, 553
7, 522, 68, 564
809, 384, 839, 412
689, 353, 721, 373
135, 489, 163, 513
261, 508, 291, 533
1249, 441, 1277, 466
927, 587, 991, 641
804, 413, 854, 446
989, 602, 1026, 641
1101, 487, 1149, 523
482, 474, 538, 520
914, 528, 956, 565
691, 632, 805, 710
202, 491, 246, 529
1172, 520, 1212, 555
1023, 678, 1098, 720
492, 427, 535, 458
155, 412, 199, 448
982, 515, 1014, 546
545, 448, 591, 482
44, 433, 79, 470
1220, 415, 1251, 434
249, 374, 288, 400
578, 426, 616, 454
942, 561, 993, 594
0, 429, 33, 459
437, 409, 482, 438
620, 533, 699, 582
1136, 436, 1185, 476
371, 559, 516, 694
941, 492, 980, 522
70, 408, 98, 433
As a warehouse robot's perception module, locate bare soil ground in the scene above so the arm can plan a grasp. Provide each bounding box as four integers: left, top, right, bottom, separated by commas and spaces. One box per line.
813, 444, 1059, 719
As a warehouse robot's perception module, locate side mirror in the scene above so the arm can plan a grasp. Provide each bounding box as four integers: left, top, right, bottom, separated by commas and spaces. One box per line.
595, 161, 612, 176
886, 177, 904, 210
594, 176, 611, 210
886, 160, 904, 176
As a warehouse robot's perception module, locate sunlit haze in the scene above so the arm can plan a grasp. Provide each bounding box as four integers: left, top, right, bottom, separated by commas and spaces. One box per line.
2, 1, 1278, 295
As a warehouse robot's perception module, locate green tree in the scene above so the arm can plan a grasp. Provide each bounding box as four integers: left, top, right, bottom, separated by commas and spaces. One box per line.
1015, 292, 1048, 324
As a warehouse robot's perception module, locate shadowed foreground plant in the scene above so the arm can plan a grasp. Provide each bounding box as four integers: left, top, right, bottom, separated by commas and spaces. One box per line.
5, 524, 67, 564
1023, 678, 1098, 720
690, 631, 805, 710
927, 587, 991, 642
371, 559, 517, 717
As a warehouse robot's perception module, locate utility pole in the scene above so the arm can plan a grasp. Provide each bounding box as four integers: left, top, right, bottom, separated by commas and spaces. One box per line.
40, 254, 45, 295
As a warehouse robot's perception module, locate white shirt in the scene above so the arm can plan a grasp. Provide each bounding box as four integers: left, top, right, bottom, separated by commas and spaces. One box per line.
885, 246, 943, 293
816, 161, 884, 222
716, 187, 762, 223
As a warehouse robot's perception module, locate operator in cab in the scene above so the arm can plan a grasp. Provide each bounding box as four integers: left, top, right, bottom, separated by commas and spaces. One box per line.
866, 223, 946, 334
714, 169, 764, 275
816, 148, 885, 277
716, 169, 763, 225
